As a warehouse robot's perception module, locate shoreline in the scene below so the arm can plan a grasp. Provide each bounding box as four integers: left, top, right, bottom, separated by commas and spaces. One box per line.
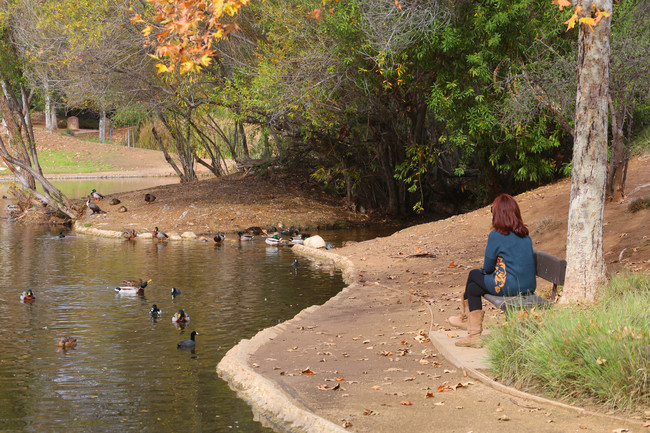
217, 244, 643, 433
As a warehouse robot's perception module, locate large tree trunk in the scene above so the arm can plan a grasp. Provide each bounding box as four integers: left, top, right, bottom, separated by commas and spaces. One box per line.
561, 0, 612, 304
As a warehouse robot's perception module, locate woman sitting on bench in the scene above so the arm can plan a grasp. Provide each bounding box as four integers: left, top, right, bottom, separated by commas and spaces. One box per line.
449, 193, 536, 348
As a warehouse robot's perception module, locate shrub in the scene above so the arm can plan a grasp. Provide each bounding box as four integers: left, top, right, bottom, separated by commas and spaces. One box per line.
486, 273, 650, 413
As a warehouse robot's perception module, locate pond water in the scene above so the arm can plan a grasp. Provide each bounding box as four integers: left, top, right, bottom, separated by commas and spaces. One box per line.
0, 178, 401, 432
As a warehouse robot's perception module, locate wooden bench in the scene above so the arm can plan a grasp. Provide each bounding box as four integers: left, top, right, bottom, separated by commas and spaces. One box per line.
484, 249, 566, 312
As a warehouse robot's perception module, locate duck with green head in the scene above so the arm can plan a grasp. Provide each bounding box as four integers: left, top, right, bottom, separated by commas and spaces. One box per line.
20, 289, 36, 302
90, 189, 105, 201
115, 279, 151, 295
153, 227, 168, 242
172, 309, 190, 323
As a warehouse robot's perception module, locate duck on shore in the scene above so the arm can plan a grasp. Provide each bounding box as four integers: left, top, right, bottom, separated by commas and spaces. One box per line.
144, 193, 156, 204
90, 189, 105, 201
153, 227, 168, 242
86, 197, 107, 215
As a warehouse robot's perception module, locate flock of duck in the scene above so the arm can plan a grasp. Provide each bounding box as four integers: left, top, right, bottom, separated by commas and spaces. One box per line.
21, 280, 199, 350
52, 188, 322, 351
85, 188, 314, 247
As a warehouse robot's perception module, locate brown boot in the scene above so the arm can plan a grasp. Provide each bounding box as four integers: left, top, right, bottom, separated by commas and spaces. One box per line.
455, 310, 484, 348
448, 298, 469, 330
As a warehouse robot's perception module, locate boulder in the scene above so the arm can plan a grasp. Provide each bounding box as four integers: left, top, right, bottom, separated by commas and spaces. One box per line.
303, 235, 326, 249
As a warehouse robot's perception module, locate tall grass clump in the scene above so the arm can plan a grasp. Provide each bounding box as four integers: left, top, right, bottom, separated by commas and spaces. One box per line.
486, 273, 649, 413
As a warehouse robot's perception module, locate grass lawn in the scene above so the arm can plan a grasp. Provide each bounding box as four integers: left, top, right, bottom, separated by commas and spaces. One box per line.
38, 149, 116, 174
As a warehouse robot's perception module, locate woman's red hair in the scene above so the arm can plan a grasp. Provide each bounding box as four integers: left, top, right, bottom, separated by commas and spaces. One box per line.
491, 193, 529, 237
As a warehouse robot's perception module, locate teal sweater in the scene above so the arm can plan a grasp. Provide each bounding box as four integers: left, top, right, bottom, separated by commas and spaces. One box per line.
483, 230, 536, 296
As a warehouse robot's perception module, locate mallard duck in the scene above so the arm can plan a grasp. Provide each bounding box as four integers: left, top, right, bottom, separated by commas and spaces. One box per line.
144, 193, 156, 204
109, 198, 121, 205
115, 279, 151, 295
153, 227, 168, 242
20, 289, 36, 302
86, 197, 107, 214
170, 287, 181, 297
177, 331, 198, 349
122, 229, 137, 241
238, 231, 254, 241
58, 232, 65, 239
289, 234, 306, 245
245, 226, 266, 236
58, 336, 77, 349
265, 234, 281, 246
172, 309, 190, 323
150, 304, 162, 318
90, 189, 105, 201
213, 233, 226, 243
291, 259, 300, 269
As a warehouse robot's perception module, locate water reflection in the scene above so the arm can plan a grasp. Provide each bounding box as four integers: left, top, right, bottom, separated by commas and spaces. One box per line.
0, 221, 383, 432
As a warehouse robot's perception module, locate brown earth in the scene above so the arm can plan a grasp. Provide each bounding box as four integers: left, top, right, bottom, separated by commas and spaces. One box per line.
5, 126, 650, 432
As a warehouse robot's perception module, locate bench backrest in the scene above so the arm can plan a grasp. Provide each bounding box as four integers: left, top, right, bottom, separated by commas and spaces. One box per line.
533, 249, 566, 286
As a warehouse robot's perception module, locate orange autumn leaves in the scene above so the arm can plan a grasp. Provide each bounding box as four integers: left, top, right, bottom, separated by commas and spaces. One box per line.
131, 0, 250, 74
551, 0, 610, 32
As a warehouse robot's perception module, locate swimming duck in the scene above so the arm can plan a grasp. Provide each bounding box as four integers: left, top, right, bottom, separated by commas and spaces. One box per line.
90, 189, 105, 201
20, 289, 36, 302
109, 198, 121, 205
213, 233, 226, 243
122, 229, 137, 241
265, 234, 281, 246
289, 234, 307, 245
144, 193, 156, 204
291, 259, 300, 269
115, 279, 151, 295
172, 309, 190, 323
238, 231, 254, 241
171, 287, 181, 297
86, 197, 107, 215
58, 336, 77, 349
153, 227, 168, 242
58, 232, 65, 238
150, 304, 162, 318
177, 331, 198, 349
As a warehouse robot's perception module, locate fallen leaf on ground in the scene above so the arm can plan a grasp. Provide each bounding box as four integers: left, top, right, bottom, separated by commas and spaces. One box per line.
449, 261, 457, 268
318, 384, 329, 390
498, 415, 510, 421
372, 385, 383, 390
363, 409, 374, 415
301, 368, 315, 375
425, 391, 434, 398
400, 401, 414, 406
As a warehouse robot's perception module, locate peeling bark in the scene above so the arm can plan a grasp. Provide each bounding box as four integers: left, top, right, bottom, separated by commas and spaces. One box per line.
562, 0, 612, 303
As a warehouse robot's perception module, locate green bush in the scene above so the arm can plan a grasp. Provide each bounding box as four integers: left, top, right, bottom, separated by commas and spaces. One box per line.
486, 273, 650, 413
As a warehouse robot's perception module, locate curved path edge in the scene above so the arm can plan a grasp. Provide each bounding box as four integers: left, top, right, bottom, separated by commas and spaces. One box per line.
216, 245, 355, 433
218, 245, 642, 431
